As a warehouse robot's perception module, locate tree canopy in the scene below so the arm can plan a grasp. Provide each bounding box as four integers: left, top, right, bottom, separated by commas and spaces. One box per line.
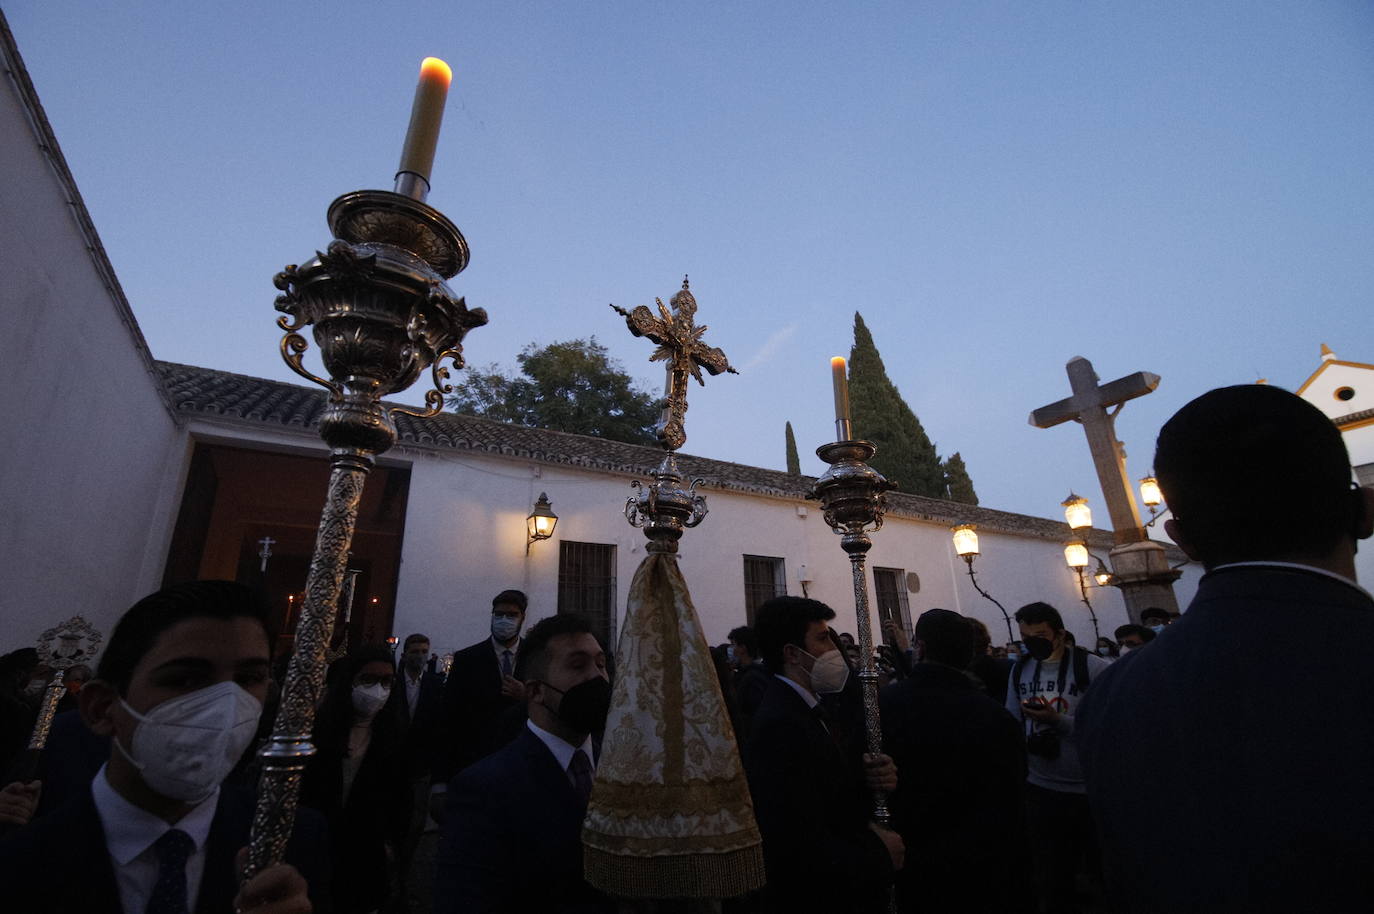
785, 421, 801, 475
849, 312, 973, 499
942, 452, 979, 505
445, 338, 661, 446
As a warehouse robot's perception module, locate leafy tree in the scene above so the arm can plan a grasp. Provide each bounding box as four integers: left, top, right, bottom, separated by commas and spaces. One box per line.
446, 338, 661, 446
785, 421, 801, 475
848, 312, 948, 497
942, 452, 979, 505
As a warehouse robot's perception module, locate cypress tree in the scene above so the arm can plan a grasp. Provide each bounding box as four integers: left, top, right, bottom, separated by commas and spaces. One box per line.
943, 452, 979, 505
785, 421, 801, 475
848, 312, 947, 497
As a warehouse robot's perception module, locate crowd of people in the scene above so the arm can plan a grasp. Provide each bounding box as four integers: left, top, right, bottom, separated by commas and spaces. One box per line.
0, 382, 1371, 914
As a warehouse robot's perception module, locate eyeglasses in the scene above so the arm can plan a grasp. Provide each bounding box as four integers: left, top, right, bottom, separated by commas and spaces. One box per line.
356, 672, 395, 688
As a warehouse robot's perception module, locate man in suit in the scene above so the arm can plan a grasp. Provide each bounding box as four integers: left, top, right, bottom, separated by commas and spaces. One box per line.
430, 590, 528, 820
727, 625, 769, 742
435, 612, 612, 913
743, 596, 903, 913
1079, 384, 1374, 913
393, 633, 444, 911
881, 608, 1028, 913
0, 580, 325, 914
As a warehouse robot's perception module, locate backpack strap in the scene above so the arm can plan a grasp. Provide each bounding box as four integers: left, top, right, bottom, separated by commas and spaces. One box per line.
1072, 645, 1091, 691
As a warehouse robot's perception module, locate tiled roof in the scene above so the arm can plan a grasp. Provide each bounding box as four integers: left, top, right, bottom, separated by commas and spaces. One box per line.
157, 360, 1129, 547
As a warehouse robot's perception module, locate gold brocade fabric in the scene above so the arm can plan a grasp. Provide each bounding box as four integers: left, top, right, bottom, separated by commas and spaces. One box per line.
582, 553, 765, 899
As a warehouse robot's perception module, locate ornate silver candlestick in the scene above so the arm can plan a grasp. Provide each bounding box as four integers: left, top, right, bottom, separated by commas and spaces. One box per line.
246, 187, 485, 878
809, 438, 895, 824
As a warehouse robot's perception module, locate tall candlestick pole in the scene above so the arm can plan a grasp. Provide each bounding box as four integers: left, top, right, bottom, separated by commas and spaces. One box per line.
808, 439, 893, 822
395, 57, 452, 201
831, 356, 852, 441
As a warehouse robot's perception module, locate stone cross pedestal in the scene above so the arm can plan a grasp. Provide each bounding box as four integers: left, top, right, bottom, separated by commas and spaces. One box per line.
1031, 356, 1180, 621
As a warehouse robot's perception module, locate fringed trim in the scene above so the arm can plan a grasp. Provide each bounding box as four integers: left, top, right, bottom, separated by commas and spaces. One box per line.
583, 843, 766, 900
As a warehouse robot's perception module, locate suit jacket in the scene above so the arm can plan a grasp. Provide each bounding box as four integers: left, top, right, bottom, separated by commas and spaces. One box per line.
1078, 565, 1374, 913
744, 677, 893, 913
300, 709, 410, 914
397, 669, 445, 779
0, 781, 330, 914
880, 663, 1028, 913
435, 726, 610, 914
434, 637, 521, 783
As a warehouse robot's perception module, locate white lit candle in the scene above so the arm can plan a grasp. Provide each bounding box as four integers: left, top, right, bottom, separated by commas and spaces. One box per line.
397, 57, 453, 185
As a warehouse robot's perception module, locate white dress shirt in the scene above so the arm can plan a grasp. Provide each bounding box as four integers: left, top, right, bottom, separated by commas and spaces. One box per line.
90, 763, 219, 914
404, 671, 422, 717
1212, 560, 1374, 600
490, 635, 518, 678
774, 673, 819, 708
526, 719, 595, 788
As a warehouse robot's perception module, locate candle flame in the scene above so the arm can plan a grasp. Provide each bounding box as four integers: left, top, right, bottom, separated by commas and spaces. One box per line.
831, 356, 847, 373
420, 57, 453, 87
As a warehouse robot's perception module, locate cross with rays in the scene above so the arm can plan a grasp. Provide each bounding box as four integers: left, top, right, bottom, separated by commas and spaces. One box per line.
611, 276, 737, 451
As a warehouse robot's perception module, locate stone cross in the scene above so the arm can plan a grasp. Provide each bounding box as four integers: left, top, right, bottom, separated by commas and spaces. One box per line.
611, 276, 736, 451
1030, 356, 1159, 545
257, 536, 276, 573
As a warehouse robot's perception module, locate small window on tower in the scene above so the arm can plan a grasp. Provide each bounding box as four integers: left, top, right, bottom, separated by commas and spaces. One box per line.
1335, 387, 1356, 402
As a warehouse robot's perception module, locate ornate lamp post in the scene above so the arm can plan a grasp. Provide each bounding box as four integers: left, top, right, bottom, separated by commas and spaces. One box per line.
809, 357, 895, 826
951, 523, 1015, 642
244, 59, 487, 879
1063, 539, 1102, 643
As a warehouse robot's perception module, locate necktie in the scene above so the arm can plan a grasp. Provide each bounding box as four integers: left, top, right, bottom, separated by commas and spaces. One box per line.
568, 748, 594, 803
147, 828, 195, 914
501, 649, 513, 677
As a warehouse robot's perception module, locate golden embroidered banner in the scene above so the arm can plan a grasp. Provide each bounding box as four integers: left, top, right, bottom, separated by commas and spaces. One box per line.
582, 553, 765, 899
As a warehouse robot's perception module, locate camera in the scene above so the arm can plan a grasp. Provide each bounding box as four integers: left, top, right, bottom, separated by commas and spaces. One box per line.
1026, 728, 1061, 759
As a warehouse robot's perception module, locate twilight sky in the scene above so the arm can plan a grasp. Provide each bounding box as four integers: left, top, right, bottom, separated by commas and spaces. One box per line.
8, 1, 1373, 522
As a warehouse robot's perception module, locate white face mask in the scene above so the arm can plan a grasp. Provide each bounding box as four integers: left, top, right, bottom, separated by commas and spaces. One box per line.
801, 648, 850, 694
491, 616, 521, 643
117, 681, 262, 803
352, 683, 391, 718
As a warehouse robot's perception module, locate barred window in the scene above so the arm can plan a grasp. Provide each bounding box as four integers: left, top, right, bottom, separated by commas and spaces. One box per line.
558, 541, 618, 655
743, 555, 787, 625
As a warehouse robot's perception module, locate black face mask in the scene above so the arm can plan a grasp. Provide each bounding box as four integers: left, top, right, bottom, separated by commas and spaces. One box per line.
1024, 636, 1055, 661
543, 676, 611, 735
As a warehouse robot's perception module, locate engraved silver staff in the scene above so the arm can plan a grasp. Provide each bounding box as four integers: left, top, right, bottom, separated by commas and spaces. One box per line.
244, 59, 487, 879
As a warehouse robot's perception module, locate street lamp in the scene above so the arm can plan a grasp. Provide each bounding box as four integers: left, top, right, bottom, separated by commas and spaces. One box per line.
1062, 538, 1101, 642
1139, 475, 1167, 528
526, 492, 558, 554
1062, 493, 1092, 530
1093, 557, 1114, 587
951, 524, 1013, 642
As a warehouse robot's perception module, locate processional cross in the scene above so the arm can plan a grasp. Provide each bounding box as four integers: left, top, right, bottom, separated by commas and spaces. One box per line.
611, 276, 736, 451
1030, 356, 1159, 545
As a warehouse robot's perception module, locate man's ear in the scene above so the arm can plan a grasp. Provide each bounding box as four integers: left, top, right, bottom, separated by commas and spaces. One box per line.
1355, 486, 1374, 541
1163, 518, 1202, 562
79, 680, 119, 736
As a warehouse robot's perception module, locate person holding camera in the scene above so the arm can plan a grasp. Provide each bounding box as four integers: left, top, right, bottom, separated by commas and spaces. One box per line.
1006, 601, 1109, 913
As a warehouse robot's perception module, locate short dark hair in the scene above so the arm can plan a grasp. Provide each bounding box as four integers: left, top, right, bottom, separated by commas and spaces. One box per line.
97, 581, 272, 694
403, 633, 430, 650
1139, 607, 1170, 624
1014, 601, 1064, 632
965, 617, 992, 653
727, 625, 758, 658
521, 613, 595, 682
754, 597, 836, 672
492, 589, 528, 612
914, 609, 974, 668
1156, 384, 1357, 567
1114, 623, 1155, 644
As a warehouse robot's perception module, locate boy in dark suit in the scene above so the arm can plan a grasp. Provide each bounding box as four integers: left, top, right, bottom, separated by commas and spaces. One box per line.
435, 612, 612, 913
744, 596, 903, 913
0, 580, 326, 913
